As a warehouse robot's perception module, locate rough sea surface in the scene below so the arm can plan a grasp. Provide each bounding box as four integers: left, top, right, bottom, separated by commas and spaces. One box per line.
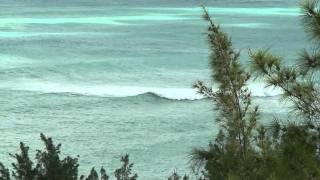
0, 0, 305, 179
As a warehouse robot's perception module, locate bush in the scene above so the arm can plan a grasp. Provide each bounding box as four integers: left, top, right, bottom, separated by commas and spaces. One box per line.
0, 134, 137, 180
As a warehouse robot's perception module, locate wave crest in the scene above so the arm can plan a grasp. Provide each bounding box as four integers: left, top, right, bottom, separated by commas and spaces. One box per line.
2, 81, 283, 100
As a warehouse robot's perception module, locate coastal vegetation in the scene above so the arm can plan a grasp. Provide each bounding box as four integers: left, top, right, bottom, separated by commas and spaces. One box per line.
0, 133, 138, 180
191, 0, 320, 179
1, 0, 320, 179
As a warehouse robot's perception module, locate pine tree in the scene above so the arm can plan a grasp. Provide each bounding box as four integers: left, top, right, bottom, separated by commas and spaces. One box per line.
192, 6, 261, 180
167, 171, 189, 180
35, 133, 79, 180
10, 143, 37, 180
80, 167, 109, 180
0, 163, 10, 180
192, 0, 320, 179
114, 155, 137, 180
0, 134, 139, 180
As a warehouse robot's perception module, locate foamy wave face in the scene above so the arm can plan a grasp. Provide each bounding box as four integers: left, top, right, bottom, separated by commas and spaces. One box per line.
223, 23, 270, 28
1, 80, 283, 100
3, 81, 203, 100
248, 83, 282, 97
140, 7, 300, 16
0, 14, 189, 26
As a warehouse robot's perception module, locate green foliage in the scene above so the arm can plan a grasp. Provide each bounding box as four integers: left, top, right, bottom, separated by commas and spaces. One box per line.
79, 154, 137, 180
35, 133, 79, 180
274, 124, 320, 179
0, 163, 10, 180
10, 142, 37, 180
193, 6, 261, 180
114, 155, 137, 180
0, 134, 138, 180
250, 0, 320, 123
250, 48, 320, 122
167, 171, 189, 180
80, 167, 109, 180
192, 0, 320, 179
301, 0, 320, 40
7, 133, 80, 180
80, 168, 99, 180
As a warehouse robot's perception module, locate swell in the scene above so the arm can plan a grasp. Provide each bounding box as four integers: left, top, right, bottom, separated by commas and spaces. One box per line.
1, 81, 283, 101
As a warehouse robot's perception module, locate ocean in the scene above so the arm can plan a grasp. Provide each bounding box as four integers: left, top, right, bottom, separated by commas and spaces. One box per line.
0, 0, 305, 179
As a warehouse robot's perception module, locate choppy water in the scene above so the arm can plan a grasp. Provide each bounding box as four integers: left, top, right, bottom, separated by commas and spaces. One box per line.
0, 0, 305, 179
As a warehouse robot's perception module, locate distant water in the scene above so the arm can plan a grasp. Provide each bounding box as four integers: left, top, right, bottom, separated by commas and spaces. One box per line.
0, 0, 304, 179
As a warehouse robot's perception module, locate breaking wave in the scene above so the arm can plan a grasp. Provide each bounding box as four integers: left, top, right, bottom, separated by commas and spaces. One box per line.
2, 81, 283, 101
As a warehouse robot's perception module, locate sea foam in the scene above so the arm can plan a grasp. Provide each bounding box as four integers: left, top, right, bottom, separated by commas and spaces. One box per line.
140, 7, 300, 16
3, 81, 282, 100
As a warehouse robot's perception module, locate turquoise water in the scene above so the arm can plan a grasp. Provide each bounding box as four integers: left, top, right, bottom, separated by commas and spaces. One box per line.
0, 0, 305, 179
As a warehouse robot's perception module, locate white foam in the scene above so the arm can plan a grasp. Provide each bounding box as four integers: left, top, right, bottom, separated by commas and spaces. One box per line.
208, 7, 299, 16
0, 55, 36, 69
0, 14, 189, 26
0, 32, 110, 38
223, 23, 270, 28
1, 80, 283, 100
3, 81, 203, 100
141, 7, 300, 16
248, 83, 282, 97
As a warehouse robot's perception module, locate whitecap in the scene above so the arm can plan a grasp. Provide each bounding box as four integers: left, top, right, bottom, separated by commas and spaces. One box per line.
1, 80, 283, 100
